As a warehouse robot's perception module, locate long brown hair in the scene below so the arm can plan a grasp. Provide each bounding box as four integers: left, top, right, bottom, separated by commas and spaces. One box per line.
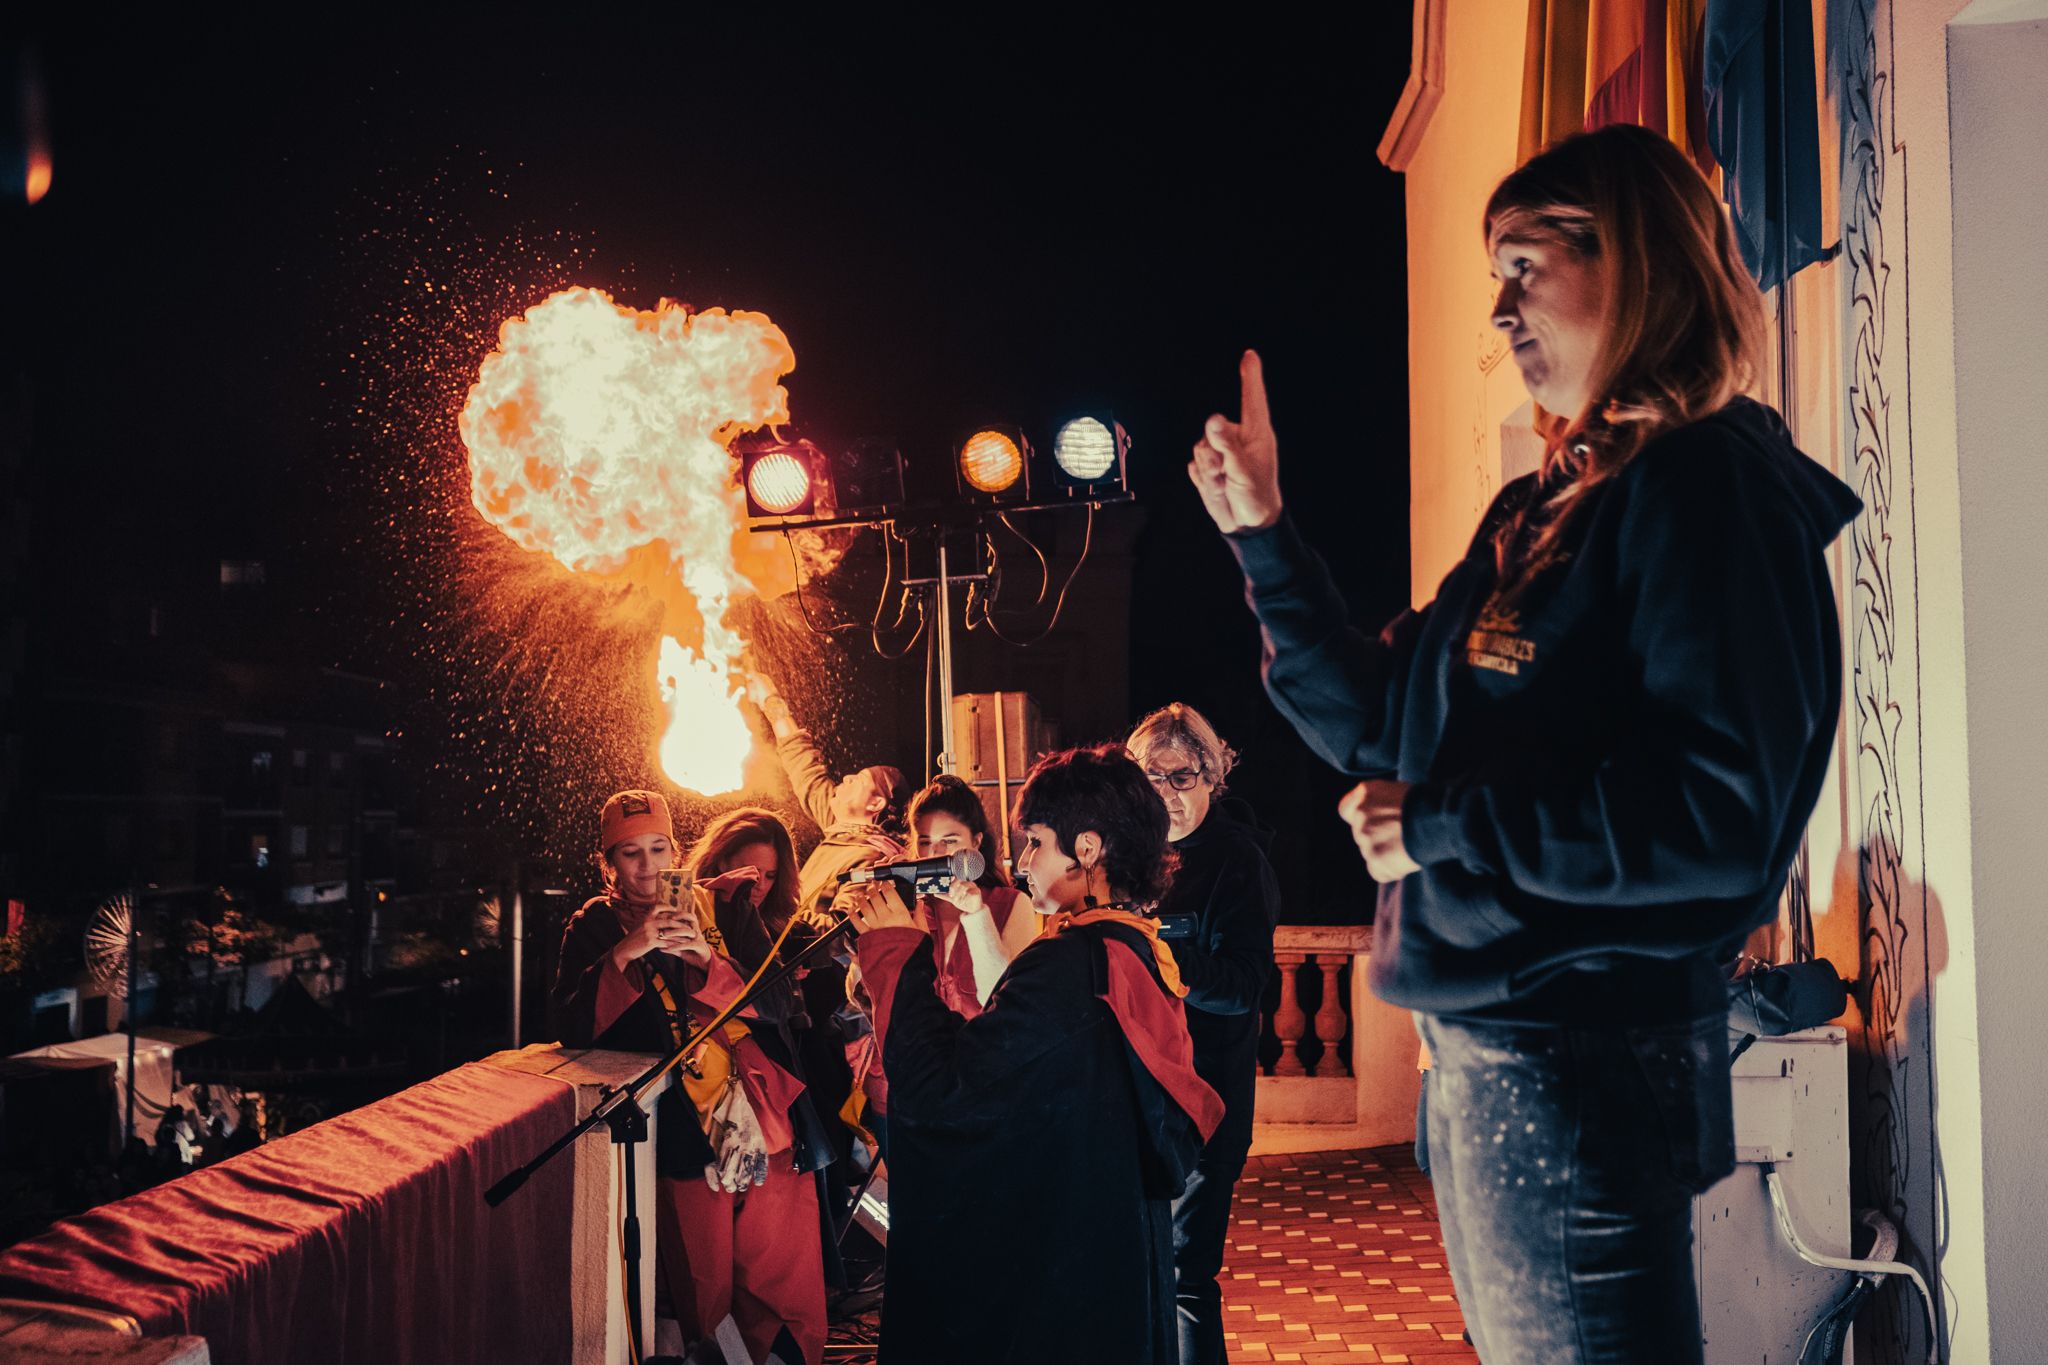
682, 806, 800, 933
907, 774, 1013, 892
1484, 123, 1766, 597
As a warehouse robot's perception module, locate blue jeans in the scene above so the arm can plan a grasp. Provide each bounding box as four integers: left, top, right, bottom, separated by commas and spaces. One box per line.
1417, 1013, 1734, 1365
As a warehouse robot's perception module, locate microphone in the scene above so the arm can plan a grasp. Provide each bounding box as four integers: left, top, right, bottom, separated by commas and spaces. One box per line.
839, 849, 987, 897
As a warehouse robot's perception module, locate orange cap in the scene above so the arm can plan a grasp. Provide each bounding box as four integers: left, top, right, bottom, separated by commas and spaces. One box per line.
600, 789, 673, 852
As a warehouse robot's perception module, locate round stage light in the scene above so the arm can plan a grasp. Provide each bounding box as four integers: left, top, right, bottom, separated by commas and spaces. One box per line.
959, 430, 1024, 494
1053, 417, 1118, 481
746, 450, 813, 514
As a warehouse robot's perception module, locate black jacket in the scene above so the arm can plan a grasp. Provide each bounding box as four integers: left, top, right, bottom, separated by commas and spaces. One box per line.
876, 923, 1202, 1364
1160, 796, 1279, 1150
1227, 399, 1860, 1024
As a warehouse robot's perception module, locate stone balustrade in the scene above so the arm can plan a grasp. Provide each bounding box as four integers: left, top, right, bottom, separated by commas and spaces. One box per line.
1252, 925, 1421, 1154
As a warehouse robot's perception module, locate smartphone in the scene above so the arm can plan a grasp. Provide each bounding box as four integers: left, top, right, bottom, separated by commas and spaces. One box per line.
655, 869, 692, 913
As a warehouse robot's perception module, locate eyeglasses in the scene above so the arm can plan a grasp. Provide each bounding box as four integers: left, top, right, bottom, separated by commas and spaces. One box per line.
1144, 768, 1205, 792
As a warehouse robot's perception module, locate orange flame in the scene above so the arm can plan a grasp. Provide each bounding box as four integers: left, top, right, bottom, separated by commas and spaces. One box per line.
459, 287, 794, 795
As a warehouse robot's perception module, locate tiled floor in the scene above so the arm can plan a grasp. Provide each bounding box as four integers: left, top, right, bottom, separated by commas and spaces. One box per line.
1222, 1147, 1477, 1365
824, 1144, 1475, 1363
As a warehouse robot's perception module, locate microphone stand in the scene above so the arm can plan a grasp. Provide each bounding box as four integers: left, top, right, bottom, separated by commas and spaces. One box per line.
482, 910, 861, 1360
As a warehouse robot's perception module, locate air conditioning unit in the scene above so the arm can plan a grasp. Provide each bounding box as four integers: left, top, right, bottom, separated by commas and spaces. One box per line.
1695, 1025, 1851, 1360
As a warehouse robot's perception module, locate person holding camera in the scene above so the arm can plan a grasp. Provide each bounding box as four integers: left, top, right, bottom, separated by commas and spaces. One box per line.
553, 792, 831, 1365
1126, 703, 1279, 1365
843, 745, 1224, 1364
905, 773, 1039, 1018
842, 775, 1043, 1160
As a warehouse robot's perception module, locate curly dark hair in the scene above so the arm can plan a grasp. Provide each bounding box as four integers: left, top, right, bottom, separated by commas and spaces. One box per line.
907, 773, 1012, 891
1014, 744, 1174, 906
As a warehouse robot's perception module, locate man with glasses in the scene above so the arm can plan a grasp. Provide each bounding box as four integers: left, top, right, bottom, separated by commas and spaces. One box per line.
1127, 703, 1281, 1365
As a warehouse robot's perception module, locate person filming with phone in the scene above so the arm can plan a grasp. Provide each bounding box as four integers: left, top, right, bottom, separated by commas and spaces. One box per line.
553, 790, 832, 1365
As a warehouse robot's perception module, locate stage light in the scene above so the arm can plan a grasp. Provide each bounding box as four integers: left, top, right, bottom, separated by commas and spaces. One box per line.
748, 451, 812, 514
738, 436, 822, 519
834, 438, 907, 515
1050, 415, 1129, 495
957, 428, 1029, 501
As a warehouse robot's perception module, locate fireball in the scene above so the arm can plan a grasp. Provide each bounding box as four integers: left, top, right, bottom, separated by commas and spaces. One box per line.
459, 287, 794, 795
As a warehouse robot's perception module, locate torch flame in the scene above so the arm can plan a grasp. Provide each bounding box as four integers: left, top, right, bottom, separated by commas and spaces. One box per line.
459, 287, 795, 795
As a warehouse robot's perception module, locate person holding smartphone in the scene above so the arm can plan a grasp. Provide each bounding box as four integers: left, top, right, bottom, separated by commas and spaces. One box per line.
553, 792, 830, 1365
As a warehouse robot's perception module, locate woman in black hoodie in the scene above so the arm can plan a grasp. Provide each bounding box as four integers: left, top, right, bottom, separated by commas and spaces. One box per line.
1189, 125, 1860, 1363
1126, 702, 1278, 1365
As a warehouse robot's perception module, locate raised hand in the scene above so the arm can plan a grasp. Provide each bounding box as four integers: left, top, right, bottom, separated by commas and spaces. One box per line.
701, 866, 763, 898
1189, 349, 1284, 534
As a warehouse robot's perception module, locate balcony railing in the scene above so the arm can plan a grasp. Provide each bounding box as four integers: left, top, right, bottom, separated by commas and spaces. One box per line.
0, 1045, 672, 1364
1253, 924, 1421, 1154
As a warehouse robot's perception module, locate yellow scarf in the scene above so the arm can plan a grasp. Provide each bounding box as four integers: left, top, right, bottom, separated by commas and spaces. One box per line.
643, 886, 793, 1122
1044, 906, 1188, 998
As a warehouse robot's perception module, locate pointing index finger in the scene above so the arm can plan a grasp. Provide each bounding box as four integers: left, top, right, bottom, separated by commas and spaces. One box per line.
1238, 350, 1271, 435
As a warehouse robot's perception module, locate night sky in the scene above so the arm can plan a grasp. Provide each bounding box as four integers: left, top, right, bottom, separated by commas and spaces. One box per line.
6, 18, 1413, 920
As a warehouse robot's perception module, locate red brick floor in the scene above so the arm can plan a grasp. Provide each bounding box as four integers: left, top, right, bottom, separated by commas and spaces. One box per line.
824, 1144, 1475, 1363
1222, 1147, 1477, 1365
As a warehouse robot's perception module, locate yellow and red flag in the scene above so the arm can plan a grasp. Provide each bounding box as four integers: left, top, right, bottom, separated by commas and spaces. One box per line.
1518, 0, 1712, 171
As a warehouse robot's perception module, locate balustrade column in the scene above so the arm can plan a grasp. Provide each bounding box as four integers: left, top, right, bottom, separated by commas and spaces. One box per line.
1312, 954, 1348, 1077
1272, 951, 1309, 1077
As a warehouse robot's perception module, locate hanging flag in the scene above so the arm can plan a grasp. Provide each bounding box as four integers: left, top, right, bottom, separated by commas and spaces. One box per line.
1519, 0, 1713, 170
1703, 0, 1826, 289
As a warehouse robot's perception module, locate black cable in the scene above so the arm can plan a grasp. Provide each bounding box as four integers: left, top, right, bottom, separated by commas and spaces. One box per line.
869, 594, 927, 662
783, 530, 868, 637
868, 525, 917, 652
867, 523, 896, 629
995, 512, 1050, 607
781, 525, 925, 662
977, 503, 1093, 647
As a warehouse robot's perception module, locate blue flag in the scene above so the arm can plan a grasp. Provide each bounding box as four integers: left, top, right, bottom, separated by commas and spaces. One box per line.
1704, 1, 1826, 290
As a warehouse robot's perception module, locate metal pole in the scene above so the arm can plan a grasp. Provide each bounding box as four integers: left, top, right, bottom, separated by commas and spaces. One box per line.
124, 913, 138, 1149
509, 882, 524, 1048
935, 538, 957, 774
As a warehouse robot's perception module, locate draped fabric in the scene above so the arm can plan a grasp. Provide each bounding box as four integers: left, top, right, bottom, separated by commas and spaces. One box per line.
1518, 0, 1826, 289
1703, 0, 1826, 289
1520, 0, 1712, 169
0, 1062, 577, 1365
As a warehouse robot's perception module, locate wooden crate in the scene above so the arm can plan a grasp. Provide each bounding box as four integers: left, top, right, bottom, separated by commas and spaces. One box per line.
947, 691, 1057, 870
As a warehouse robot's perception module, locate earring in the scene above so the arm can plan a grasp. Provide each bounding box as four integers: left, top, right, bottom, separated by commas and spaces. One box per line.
1081, 862, 1104, 908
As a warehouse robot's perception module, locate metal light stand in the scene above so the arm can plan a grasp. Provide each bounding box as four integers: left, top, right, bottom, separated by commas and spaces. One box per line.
124, 903, 138, 1153
608, 1091, 652, 1357
751, 495, 1130, 780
